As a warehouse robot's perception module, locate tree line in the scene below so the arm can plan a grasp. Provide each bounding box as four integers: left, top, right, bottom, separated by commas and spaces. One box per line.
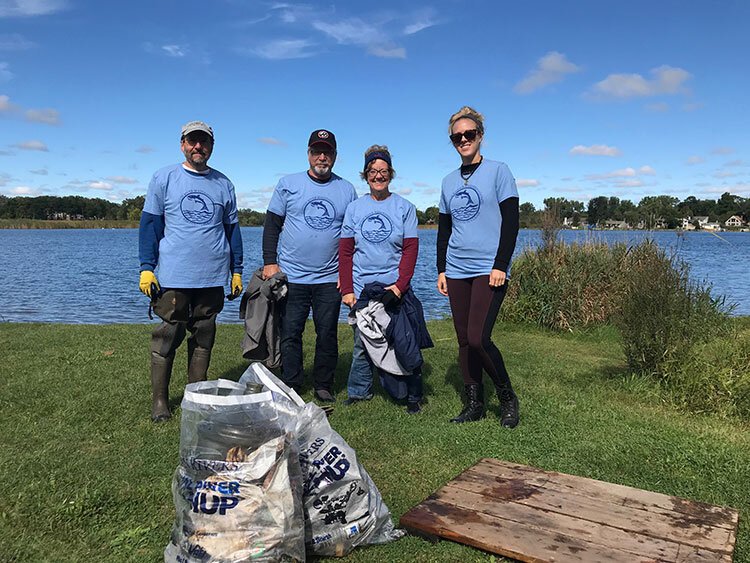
1, 192, 747, 228
521, 192, 749, 229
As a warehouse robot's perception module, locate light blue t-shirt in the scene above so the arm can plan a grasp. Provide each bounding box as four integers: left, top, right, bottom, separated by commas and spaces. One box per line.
439, 159, 519, 279
342, 193, 418, 297
268, 171, 357, 284
143, 164, 238, 288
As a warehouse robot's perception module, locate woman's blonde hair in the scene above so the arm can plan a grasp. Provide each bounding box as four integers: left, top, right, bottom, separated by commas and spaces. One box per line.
360, 144, 396, 180
448, 106, 485, 135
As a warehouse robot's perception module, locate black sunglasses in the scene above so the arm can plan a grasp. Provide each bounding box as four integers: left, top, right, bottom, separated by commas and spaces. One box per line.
450, 129, 479, 145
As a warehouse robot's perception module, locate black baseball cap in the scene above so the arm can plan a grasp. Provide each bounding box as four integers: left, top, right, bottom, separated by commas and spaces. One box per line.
308, 129, 336, 150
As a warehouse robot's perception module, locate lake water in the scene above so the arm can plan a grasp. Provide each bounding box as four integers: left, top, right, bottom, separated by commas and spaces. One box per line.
0, 228, 747, 324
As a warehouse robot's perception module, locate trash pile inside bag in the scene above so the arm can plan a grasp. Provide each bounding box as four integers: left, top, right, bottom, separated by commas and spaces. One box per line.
165, 363, 404, 562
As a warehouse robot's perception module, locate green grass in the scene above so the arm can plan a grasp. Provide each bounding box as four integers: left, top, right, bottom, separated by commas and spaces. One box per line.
1, 321, 749, 562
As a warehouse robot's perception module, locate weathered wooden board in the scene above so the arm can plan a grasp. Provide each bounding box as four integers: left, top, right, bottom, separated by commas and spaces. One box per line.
400, 458, 738, 562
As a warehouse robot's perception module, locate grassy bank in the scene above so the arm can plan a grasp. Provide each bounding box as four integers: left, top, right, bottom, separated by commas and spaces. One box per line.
0, 218, 140, 229
1, 321, 749, 562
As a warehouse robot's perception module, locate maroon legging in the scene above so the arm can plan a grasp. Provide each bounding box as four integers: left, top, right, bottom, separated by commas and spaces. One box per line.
446, 276, 512, 389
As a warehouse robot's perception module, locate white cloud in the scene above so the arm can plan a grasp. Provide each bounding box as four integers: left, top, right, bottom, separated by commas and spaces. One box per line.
711, 146, 734, 155
403, 10, 439, 35
135, 145, 155, 153
25, 107, 60, 124
724, 159, 746, 167
0, 61, 12, 81
247, 39, 317, 60
614, 179, 645, 188
257, 137, 286, 146
313, 18, 406, 59
105, 175, 138, 184
0, 33, 34, 49
586, 166, 654, 180
646, 102, 669, 112
638, 166, 656, 175
0, 0, 66, 17
514, 51, 581, 94
590, 65, 691, 99
0, 93, 13, 111
569, 144, 621, 157
412, 181, 430, 188
397, 187, 412, 195
367, 43, 405, 59
313, 18, 380, 45
682, 102, 703, 112
9, 185, 41, 195
29, 168, 47, 175
713, 171, 738, 179
162, 44, 187, 57
13, 140, 48, 151
686, 155, 705, 165
88, 181, 113, 191
517, 179, 540, 187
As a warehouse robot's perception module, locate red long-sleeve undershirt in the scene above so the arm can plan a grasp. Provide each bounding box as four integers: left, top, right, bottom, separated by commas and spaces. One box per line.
338, 237, 419, 296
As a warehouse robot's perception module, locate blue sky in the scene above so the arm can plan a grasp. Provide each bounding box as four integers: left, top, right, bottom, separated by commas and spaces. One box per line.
1, 0, 748, 210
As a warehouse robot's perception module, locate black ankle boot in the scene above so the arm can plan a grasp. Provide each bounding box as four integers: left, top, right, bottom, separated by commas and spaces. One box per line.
498, 387, 519, 429
450, 384, 485, 423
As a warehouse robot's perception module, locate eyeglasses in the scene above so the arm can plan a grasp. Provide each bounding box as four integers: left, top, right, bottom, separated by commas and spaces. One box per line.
183, 133, 213, 146
309, 148, 335, 158
367, 168, 390, 179
449, 129, 479, 145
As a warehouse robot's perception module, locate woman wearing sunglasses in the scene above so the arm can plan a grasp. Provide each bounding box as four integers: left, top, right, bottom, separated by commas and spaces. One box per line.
339, 145, 426, 413
437, 106, 521, 428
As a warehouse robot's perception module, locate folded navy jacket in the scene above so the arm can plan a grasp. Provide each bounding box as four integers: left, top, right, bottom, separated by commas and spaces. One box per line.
354, 282, 434, 373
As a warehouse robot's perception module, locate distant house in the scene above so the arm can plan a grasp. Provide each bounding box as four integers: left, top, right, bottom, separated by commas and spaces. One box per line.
682, 216, 710, 229
703, 221, 722, 231
602, 219, 629, 230
725, 215, 746, 228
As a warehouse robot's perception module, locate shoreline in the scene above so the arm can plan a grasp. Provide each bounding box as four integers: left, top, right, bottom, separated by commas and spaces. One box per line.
1, 219, 747, 233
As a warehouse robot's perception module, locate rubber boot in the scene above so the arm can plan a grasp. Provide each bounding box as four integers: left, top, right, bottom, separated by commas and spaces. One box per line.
151, 352, 173, 423
188, 346, 211, 383
497, 386, 519, 429
450, 384, 485, 423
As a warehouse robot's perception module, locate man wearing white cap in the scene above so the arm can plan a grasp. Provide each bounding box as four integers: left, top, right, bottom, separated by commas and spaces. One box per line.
138, 120, 244, 422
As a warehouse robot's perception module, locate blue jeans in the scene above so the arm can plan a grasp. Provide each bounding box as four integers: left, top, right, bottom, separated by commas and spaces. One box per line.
348, 325, 424, 403
347, 326, 375, 400
280, 282, 341, 392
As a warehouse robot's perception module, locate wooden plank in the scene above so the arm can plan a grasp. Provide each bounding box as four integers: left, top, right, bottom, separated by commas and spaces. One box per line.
400, 459, 739, 562
477, 459, 739, 528
401, 498, 662, 563
450, 468, 733, 552
432, 484, 681, 561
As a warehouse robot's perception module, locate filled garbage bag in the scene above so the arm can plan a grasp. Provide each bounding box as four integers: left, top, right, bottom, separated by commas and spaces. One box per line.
239, 364, 404, 557
164, 379, 305, 563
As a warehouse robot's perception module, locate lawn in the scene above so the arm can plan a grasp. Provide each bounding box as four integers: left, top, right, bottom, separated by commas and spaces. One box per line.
1, 320, 748, 562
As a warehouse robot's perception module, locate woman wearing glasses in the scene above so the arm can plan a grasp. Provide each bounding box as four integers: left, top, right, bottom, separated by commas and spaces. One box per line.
339, 145, 426, 413
437, 106, 521, 428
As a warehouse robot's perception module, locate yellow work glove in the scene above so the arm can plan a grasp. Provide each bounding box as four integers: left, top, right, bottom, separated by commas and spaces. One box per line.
231, 273, 243, 297
139, 270, 160, 298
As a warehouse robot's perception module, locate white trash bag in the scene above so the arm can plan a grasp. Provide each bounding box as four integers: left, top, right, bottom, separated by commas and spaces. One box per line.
239, 364, 404, 557
164, 379, 305, 562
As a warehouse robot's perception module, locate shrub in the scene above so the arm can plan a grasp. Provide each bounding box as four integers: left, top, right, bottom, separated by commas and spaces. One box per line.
615, 240, 732, 379
502, 240, 629, 330
664, 329, 750, 418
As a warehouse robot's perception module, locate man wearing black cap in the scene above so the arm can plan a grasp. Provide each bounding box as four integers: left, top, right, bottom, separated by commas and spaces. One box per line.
262, 129, 357, 401
138, 120, 244, 422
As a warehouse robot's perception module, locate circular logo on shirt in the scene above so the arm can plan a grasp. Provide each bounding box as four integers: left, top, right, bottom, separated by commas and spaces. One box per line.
449, 186, 481, 222
303, 198, 336, 230
180, 191, 216, 224
361, 212, 393, 243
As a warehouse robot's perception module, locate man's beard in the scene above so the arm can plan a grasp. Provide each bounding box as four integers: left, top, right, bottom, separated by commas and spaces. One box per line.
313, 164, 331, 177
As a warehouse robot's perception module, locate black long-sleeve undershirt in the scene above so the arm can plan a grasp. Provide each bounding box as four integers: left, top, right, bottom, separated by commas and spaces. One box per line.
436, 196, 520, 274
262, 211, 285, 265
